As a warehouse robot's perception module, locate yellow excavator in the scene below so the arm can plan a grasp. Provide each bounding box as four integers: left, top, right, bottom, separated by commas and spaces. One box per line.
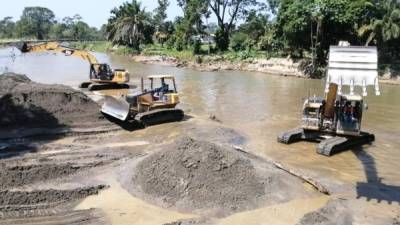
101, 75, 184, 126
16, 41, 130, 91
278, 43, 380, 156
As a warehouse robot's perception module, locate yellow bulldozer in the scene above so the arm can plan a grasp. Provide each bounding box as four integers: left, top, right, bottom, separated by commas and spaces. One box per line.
17, 41, 130, 91
101, 75, 184, 126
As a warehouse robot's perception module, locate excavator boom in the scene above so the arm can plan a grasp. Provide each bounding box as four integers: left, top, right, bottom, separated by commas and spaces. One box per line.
18, 42, 99, 64
16, 41, 130, 90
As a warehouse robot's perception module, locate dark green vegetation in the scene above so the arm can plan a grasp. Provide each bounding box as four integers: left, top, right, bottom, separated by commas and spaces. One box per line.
102, 0, 399, 77
1, 0, 399, 77
0, 7, 104, 40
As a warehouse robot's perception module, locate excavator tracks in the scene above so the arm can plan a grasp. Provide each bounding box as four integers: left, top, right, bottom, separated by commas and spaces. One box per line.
278, 128, 375, 156
317, 132, 375, 156
134, 108, 184, 126
86, 83, 130, 91
277, 128, 305, 144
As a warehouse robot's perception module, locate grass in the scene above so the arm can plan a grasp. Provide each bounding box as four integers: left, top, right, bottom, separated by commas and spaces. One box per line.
142, 44, 195, 61
68, 41, 281, 62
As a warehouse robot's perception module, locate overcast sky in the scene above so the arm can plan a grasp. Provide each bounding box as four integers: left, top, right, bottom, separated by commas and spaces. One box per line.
0, 0, 185, 28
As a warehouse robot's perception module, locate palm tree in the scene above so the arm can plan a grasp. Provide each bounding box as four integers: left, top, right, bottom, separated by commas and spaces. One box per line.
358, 0, 400, 45
107, 0, 153, 50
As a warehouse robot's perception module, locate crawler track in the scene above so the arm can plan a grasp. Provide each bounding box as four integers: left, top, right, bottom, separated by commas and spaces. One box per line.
135, 108, 184, 126
278, 128, 375, 156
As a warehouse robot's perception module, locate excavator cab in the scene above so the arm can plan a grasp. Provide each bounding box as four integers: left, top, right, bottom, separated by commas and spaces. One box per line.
90, 63, 113, 80
336, 95, 363, 136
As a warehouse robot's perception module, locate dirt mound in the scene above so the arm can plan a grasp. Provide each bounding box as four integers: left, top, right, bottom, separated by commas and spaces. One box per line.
0, 163, 101, 189
0, 185, 106, 209
0, 73, 106, 128
129, 137, 317, 215
0, 209, 108, 225
0, 185, 107, 219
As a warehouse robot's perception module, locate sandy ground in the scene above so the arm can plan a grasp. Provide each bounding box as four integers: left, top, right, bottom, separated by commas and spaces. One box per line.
1, 73, 399, 225
2, 117, 399, 225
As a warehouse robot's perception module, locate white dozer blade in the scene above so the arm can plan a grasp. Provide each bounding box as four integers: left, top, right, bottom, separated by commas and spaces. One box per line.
326, 46, 380, 96
101, 95, 131, 121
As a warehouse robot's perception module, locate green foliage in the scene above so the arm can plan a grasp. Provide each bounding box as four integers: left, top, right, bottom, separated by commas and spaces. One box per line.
48, 14, 104, 40
230, 32, 248, 52
106, 0, 154, 50
207, 0, 260, 50
16, 7, 56, 39
142, 44, 195, 60
275, 0, 374, 65
154, 0, 170, 26
359, 0, 400, 43
174, 0, 208, 47
193, 39, 201, 54
0, 17, 15, 38
238, 11, 268, 43
175, 36, 185, 51
215, 28, 229, 51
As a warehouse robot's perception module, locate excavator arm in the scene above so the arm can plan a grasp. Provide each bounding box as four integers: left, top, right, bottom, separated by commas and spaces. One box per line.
15, 41, 130, 90
18, 41, 99, 64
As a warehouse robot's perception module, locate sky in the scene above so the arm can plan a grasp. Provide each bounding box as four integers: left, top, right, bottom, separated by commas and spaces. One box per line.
0, 0, 184, 28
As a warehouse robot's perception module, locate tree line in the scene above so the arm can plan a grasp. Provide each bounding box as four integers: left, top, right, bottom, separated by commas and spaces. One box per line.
106, 0, 399, 70
2, 1, 399, 70
0, 7, 104, 40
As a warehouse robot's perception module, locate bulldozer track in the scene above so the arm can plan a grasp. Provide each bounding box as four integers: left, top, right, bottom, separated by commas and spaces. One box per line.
135, 108, 184, 126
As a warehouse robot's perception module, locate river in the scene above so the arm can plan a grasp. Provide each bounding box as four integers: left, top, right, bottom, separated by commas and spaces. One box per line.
1, 47, 399, 198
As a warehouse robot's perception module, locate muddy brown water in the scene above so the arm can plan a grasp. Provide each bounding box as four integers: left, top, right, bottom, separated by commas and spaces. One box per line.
1, 47, 400, 223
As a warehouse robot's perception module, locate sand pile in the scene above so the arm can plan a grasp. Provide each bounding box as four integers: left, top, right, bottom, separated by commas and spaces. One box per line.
0, 73, 106, 128
129, 137, 317, 215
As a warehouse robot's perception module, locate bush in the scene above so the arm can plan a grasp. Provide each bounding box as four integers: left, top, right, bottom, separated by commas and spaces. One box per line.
230, 32, 248, 52
192, 39, 201, 55
175, 36, 185, 52
166, 35, 176, 49
215, 28, 229, 51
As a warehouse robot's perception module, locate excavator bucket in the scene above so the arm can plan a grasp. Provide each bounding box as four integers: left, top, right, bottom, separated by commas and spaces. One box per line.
326, 46, 379, 96
101, 96, 130, 121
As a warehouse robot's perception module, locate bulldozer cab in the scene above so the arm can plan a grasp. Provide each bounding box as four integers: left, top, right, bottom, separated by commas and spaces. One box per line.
302, 98, 323, 131
336, 95, 363, 135
90, 63, 113, 80
147, 75, 177, 93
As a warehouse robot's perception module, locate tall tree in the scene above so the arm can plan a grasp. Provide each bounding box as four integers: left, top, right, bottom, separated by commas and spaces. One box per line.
238, 11, 269, 43
106, 0, 154, 50
207, 0, 259, 50
358, 0, 400, 45
16, 7, 55, 39
154, 0, 170, 27
276, 0, 370, 64
0, 17, 15, 38
176, 0, 208, 45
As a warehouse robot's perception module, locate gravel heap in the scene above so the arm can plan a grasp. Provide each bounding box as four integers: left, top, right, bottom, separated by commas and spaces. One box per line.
0, 73, 105, 128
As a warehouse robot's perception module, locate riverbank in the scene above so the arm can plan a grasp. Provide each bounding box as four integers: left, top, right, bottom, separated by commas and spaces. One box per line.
70, 41, 400, 84
133, 54, 400, 85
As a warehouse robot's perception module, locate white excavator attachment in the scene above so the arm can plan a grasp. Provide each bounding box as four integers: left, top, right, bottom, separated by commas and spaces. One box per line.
101, 95, 130, 121
325, 46, 380, 96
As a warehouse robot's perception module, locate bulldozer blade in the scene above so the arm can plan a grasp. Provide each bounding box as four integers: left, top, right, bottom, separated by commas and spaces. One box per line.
101, 96, 130, 121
